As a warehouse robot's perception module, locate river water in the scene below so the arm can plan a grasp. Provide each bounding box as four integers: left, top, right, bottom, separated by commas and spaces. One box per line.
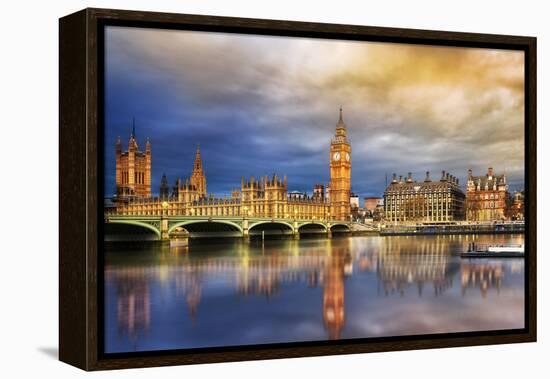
103, 234, 525, 353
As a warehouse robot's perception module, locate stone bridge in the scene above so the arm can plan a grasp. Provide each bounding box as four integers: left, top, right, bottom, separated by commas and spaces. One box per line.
104, 215, 372, 241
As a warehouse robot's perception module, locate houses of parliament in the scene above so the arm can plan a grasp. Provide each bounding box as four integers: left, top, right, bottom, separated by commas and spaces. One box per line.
111, 109, 352, 221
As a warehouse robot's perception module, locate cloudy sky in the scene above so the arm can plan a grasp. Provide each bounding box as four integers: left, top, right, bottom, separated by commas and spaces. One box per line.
104, 26, 525, 204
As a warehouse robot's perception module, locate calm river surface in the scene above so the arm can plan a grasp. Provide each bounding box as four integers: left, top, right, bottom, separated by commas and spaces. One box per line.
104, 234, 525, 353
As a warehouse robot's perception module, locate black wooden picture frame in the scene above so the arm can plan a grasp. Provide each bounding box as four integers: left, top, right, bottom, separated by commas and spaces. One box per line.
59, 8, 536, 371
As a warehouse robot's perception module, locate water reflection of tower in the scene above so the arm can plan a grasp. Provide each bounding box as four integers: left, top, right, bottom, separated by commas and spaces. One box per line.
461, 263, 503, 297
114, 269, 150, 340
323, 244, 351, 340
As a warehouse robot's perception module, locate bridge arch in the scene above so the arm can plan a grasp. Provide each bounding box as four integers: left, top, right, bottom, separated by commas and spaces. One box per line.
106, 220, 161, 239
298, 222, 328, 232
248, 220, 295, 232
330, 223, 351, 232
168, 219, 243, 235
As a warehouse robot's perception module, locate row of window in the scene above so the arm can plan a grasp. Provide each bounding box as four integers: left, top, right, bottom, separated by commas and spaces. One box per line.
469, 202, 502, 209
120, 171, 147, 185
470, 193, 505, 200
118, 204, 328, 218
385, 195, 463, 202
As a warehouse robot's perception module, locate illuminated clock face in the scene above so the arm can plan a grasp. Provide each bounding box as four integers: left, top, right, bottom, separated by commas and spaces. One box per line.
333, 152, 341, 161
345, 152, 350, 162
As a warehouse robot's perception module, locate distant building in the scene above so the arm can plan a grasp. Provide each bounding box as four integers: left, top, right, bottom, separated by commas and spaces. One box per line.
364, 197, 384, 222
374, 203, 384, 221
364, 197, 383, 212
466, 167, 510, 221
288, 191, 308, 200
509, 191, 525, 220
115, 122, 151, 199
384, 171, 465, 223
349, 193, 360, 221
350, 193, 359, 209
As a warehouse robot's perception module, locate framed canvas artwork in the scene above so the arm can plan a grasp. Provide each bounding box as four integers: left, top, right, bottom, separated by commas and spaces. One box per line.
59, 8, 536, 370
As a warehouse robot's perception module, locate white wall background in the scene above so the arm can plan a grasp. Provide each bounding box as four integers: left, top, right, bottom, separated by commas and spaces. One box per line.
0, 0, 547, 377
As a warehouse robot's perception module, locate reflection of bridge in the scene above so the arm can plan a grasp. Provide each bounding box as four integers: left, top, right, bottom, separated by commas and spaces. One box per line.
105, 215, 355, 241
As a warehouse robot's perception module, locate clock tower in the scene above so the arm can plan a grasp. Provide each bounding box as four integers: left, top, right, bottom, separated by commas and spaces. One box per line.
329, 108, 351, 221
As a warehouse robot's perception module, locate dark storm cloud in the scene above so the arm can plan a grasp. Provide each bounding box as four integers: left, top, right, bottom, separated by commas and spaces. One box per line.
104, 27, 525, 202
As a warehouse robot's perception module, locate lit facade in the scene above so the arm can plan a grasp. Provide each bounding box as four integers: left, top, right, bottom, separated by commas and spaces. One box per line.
466, 167, 510, 221
350, 193, 359, 209
329, 108, 352, 221
509, 191, 525, 220
384, 171, 465, 223
110, 109, 350, 221
170, 145, 208, 204
364, 197, 383, 212
115, 125, 151, 199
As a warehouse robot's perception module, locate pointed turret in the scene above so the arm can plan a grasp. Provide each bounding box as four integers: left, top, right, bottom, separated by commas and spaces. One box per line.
160, 173, 169, 199
115, 119, 151, 199
193, 144, 203, 171
190, 143, 206, 197
115, 136, 122, 196
424, 171, 431, 182
336, 106, 346, 138
128, 118, 138, 150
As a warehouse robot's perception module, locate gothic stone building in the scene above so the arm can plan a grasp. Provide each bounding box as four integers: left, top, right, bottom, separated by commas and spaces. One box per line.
384, 171, 465, 223
466, 167, 510, 221
110, 109, 350, 221
170, 145, 208, 204
329, 108, 352, 221
240, 175, 329, 220
115, 125, 151, 199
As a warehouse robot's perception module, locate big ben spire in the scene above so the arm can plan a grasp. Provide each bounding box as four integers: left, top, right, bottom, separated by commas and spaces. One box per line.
337, 106, 344, 126
329, 108, 352, 221
335, 107, 347, 141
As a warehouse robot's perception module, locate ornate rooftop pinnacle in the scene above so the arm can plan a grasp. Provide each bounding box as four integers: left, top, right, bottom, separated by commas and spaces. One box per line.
131, 117, 136, 140
335, 107, 346, 138
193, 143, 203, 172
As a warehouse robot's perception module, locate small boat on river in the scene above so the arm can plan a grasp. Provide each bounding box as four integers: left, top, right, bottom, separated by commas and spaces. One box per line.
461, 242, 525, 258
